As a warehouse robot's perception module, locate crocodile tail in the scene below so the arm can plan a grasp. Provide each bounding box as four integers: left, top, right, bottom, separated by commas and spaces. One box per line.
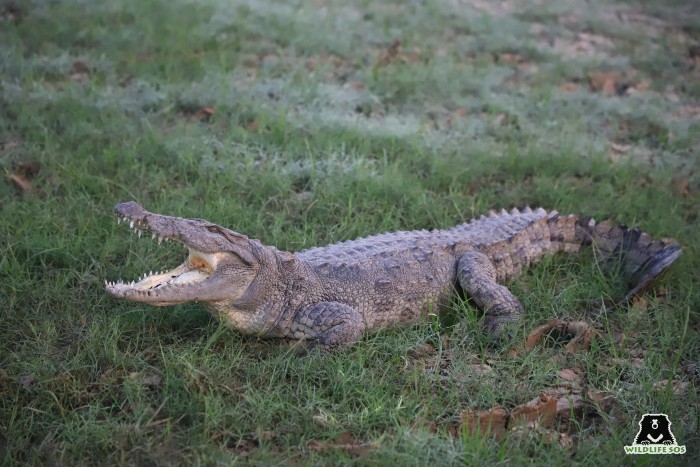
546, 212, 682, 300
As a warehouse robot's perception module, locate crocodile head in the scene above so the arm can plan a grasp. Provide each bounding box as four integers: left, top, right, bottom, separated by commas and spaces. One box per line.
105, 202, 261, 306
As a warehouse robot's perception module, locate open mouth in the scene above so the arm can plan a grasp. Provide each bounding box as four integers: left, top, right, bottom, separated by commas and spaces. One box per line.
105, 211, 218, 298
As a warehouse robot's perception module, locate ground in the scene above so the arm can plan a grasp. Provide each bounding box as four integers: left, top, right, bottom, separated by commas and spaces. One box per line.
1, 0, 699, 464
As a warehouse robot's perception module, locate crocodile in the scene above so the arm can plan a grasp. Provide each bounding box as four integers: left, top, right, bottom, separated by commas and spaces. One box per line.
106, 202, 681, 349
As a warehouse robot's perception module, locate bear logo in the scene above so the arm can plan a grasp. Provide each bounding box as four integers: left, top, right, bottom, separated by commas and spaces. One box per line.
633, 414, 677, 446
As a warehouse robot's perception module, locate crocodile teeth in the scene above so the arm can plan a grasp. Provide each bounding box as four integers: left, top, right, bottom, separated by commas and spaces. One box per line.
152, 233, 156, 240
158, 237, 163, 244
130, 220, 134, 229
138, 230, 142, 237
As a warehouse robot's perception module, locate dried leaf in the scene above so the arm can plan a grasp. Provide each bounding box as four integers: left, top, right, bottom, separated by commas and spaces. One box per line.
333, 432, 355, 445
510, 394, 558, 429
558, 432, 575, 450
410, 416, 438, 433
70, 60, 91, 82
499, 53, 523, 64
558, 368, 581, 383
471, 363, 493, 375
72, 60, 90, 74
20, 374, 35, 388
589, 71, 619, 96
560, 82, 578, 92
408, 342, 436, 359
509, 320, 597, 356
630, 296, 648, 316
193, 107, 215, 122
459, 407, 508, 437
653, 379, 689, 395
307, 432, 377, 455
563, 321, 597, 352
374, 39, 402, 67
610, 142, 632, 154
142, 373, 162, 387
681, 360, 700, 381
225, 437, 257, 456
9, 173, 32, 193
312, 410, 336, 428
587, 389, 615, 411
673, 178, 690, 197
555, 394, 583, 419
630, 79, 651, 92
252, 430, 276, 442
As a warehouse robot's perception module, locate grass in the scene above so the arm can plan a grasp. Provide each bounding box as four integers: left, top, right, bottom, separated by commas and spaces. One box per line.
1, 0, 699, 464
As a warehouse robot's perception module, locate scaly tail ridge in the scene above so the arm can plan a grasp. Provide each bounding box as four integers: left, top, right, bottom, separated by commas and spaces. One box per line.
546, 212, 682, 300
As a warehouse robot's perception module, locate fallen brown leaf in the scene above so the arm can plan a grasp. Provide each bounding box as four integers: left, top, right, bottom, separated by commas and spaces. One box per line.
589, 71, 620, 96
509, 320, 597, 356
672, 177, 690, 197
408, 342, 436, 359
563, 321, 597, 353
587, 389, 615, 412
560, 82, 578, 92
307, 432, 377, 455
510, 394, 558, 429
555, 394, 583, 420
610, 142, 632, 154
142, 373, 162, 387
451, 390, 596, 439
499, 53, 524, 64
225, 437, 257, 456
253, 430, 276, 443
9, 161, 40, 194
459, 407, 508, 437
129, 372, 162, 387
374, 39, 402, 67
471, 363, 493, 375
653, 379, 689, 395
0, 3, 25, 24
558, 432, 576, 450
688, 45, 700, 67
629, 79, 651, 93
410, 416, 438, 433
312, 411, 336, 429
558, 368, 581, 383
9, 173, 32, 193
20, 374, 35, 388
193, 107, 215, 122
70, 60, 91, 82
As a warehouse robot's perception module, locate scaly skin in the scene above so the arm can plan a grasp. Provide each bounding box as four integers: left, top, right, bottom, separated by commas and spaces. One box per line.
106, 202, 682, 349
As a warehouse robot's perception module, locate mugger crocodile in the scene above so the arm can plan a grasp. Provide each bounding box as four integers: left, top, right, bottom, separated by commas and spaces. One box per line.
106, 202, 681, 349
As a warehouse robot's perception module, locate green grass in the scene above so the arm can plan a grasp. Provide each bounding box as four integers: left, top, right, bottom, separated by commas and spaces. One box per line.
1, 0, 698, 464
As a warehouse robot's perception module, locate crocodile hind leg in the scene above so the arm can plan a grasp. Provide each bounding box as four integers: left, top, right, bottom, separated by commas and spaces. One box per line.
289, 302, 366, 349
457, 252, 524, 337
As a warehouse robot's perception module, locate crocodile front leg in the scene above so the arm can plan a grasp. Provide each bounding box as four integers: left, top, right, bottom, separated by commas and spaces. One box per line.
457, 251, 524, 337
289, 302, 366, 349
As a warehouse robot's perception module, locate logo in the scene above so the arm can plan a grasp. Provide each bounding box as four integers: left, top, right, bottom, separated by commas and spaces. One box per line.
624, 413, 686, 455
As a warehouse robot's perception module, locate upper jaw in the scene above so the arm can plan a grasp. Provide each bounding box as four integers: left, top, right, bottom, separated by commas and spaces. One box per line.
107, 202, 224, 303
114, 201, 176, 245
